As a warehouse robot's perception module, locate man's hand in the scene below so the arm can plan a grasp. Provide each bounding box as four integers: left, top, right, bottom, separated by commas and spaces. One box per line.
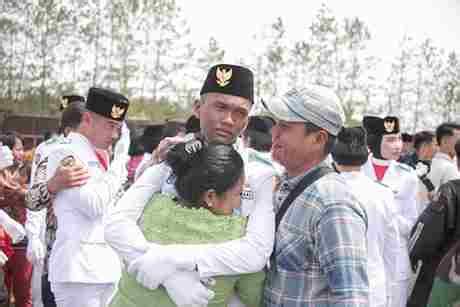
127, 243, 196, 290
47, 163, 90, 194
152, 136, 186, 164
26, 238, 46, 264
163, 271, 214, 307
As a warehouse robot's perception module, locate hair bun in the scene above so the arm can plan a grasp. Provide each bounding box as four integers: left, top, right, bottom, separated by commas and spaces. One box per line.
166, 139, 203, 177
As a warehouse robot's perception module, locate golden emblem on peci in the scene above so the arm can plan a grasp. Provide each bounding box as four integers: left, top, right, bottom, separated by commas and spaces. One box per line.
216, 66, 232, 87
60, 97, 69, 109
383, 119, 395, 133
111, 105, 125, 119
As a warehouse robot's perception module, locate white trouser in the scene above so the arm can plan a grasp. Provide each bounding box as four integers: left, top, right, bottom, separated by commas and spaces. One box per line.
31, 262, 44, 307
390, 279, 410, 307
51, 282, 116, 307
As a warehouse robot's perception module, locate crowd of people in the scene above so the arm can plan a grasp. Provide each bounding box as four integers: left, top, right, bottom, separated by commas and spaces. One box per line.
0, 63, 459, 307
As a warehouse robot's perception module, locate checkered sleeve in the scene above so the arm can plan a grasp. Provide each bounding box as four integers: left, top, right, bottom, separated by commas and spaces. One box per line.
316, 201, 369, 306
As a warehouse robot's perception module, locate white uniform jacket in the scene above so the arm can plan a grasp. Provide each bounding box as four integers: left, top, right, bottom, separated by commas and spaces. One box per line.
428, 152, 460, 190
339, 171, 400, 307
105, 141, 276, 279
46, 132, 121, 284
361, 158, 418, 281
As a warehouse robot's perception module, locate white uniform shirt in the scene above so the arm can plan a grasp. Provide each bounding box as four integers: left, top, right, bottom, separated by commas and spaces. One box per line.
428, 152, 460, 190
46, 132, 122, 284
105, 140, 276, 279
361, 157, 418, 280
339, 171, 400, 307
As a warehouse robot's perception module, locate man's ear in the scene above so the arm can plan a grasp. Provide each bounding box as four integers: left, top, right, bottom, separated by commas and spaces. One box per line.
192, 100, 201, 119
314, 130, 328, 146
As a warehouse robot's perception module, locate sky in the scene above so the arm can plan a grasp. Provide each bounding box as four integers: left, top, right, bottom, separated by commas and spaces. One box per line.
178, 0, 460, 67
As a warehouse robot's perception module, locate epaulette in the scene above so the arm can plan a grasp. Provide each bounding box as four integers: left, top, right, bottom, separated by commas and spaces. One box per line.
396, 162, 412, 173
248, 150, 273, 168
44, 138, 59, 146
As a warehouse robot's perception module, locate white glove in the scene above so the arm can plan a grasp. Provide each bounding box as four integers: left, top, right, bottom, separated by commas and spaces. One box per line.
0, 210, 25, 244
163, 271, 215, 307
0, 250, 8, 266
108, 122, 130, 183
127, 243, 196, 290
113, 122, 130, 160
26, 237, 46, 265
0, 145, 13, 170
449, 256, 460, 284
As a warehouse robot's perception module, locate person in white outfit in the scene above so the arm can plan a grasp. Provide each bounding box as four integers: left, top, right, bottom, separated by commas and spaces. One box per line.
25, 97, 90, 307
331, 126, 400, 307
105, 64, 276, 307
45, 88, 130, 307
361, 116, 419, 307
428, 123, 460, 190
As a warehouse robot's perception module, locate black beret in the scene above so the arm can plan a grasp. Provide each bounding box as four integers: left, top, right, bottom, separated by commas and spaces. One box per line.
363, 115, 400, 136
247, 116, 275, 134
86, 87, 129, 121
200, 64, 254, 103
60, 95, 85, 111
332, 127, 369, 166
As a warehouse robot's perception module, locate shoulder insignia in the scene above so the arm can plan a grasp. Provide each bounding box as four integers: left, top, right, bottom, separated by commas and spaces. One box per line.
60, 155, 76, 167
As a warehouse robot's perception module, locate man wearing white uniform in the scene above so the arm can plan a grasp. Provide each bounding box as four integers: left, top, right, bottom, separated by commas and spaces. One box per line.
45, 87, 130, 307
332, 127, 400, 307
105, 64, 276, 306
428, 122, 460, 190
361, 116, 418, 307
26, 97, 90, 307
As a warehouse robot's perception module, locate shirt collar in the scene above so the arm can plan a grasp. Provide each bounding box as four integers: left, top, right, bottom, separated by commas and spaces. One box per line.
279, 160, 330, 191
434, 151, 454, 162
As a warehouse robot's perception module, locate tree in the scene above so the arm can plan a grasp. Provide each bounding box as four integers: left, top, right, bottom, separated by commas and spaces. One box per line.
383, 35, 415, 117
258, 17, 288, 100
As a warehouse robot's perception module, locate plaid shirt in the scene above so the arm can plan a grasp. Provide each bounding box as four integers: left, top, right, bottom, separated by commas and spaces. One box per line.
264, 163, 369, 306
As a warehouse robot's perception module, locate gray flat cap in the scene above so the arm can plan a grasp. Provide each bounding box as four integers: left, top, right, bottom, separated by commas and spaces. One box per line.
262, 85, 345, 136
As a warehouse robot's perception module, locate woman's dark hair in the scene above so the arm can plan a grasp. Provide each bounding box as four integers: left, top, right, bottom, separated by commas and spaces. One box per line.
0, 132, 21, 150
166, 141, 244, 207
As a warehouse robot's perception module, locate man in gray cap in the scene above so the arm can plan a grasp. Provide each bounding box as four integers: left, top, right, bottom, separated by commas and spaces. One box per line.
261, 86, 369, 306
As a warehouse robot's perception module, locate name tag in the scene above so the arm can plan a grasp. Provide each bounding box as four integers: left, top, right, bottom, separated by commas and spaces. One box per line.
241, 185, 255, 200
